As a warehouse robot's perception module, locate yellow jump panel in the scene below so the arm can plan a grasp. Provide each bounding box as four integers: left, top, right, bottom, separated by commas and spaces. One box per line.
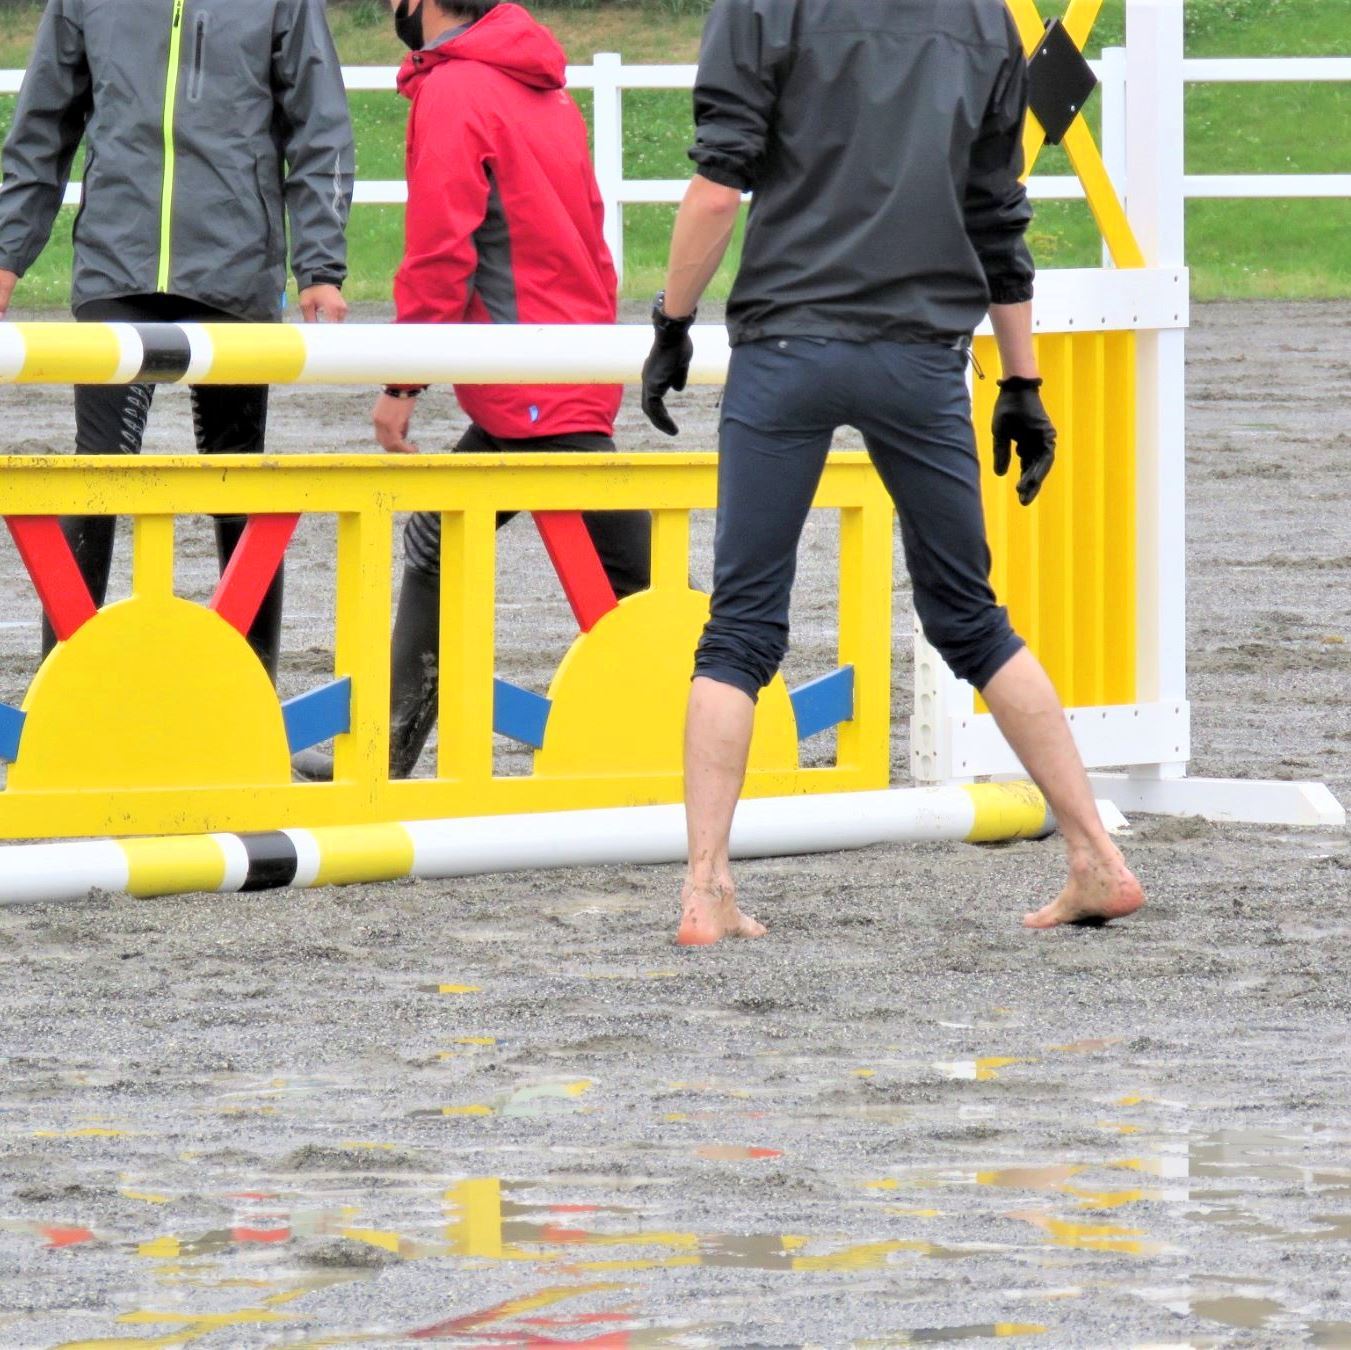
973, 331, 1137, 712
0, 453, 894, 839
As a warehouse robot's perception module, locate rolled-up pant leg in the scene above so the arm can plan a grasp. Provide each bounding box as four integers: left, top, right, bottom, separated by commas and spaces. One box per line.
694, 340, 835, 700
856, 343, 1023, 691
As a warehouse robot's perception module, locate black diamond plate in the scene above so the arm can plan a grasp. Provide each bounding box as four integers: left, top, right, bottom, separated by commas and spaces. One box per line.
1027, 16, 1099, 146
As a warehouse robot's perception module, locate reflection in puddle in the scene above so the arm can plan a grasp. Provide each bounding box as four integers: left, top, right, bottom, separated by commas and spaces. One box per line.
0, 1219, 97, 1249
1191, 1294, 1285, 1330
13, 1125, 1349, 1345
860, 1327, 1046, 1344
933, 1057, 1029, 1081
1137, 1279, 1349, 1341
693, 1145, 782, 1162
1007, 1210, 1171, 1257
412, 1078, 596, 1121
866, 1154, 1187, 1214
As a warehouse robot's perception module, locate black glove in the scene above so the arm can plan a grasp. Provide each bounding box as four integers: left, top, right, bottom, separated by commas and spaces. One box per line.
641, 292, 695, 436
992, 375, 1057, 506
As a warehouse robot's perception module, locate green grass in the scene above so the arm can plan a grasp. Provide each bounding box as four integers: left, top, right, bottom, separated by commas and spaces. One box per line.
0, 0, 1347, 305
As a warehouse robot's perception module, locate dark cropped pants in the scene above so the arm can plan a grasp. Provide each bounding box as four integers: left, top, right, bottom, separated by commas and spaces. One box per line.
695, 336, 1023, 699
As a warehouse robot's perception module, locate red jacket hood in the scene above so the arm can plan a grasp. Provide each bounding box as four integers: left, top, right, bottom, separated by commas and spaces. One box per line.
398, 4, 567, 98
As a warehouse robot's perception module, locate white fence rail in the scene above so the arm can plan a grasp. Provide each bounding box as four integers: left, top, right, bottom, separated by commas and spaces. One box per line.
1, 53, 1347, 270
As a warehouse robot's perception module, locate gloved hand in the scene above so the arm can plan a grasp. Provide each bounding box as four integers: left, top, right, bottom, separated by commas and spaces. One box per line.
641, 292, 695, 436
992, 375, 1057, 506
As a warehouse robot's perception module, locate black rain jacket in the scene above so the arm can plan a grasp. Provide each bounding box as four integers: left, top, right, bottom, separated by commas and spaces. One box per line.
690, 0, 1036, 346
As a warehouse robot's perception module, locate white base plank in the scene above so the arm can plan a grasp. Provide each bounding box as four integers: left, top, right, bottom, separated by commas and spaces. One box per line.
1088, 773, 1346, 829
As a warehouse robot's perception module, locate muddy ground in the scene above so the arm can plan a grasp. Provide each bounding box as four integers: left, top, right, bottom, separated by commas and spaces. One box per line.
0, 302, 1347, 1348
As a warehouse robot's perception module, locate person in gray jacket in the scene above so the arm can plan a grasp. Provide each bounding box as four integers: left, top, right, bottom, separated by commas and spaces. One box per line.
641, 0, 1144, 942
0, 0, 355, 679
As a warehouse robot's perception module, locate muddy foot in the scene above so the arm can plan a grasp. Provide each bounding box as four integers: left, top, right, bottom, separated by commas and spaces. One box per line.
1023, 852, 1145, 930
676, 882, 766, 947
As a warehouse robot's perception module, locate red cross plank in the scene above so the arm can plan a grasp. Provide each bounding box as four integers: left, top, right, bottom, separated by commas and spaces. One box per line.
210, 514, 299, 635
531, 511, 618, 633
3, 516, 98, 641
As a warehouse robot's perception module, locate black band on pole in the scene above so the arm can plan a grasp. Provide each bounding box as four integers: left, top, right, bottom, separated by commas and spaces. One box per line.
134, 324, 194, 383
239, 831, 300, 891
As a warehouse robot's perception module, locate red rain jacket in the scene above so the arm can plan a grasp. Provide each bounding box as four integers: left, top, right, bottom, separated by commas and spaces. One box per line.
394, 4, 621, 438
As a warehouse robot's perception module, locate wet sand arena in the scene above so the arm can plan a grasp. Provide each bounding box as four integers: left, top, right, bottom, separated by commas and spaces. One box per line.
0, 303, 1348, 1347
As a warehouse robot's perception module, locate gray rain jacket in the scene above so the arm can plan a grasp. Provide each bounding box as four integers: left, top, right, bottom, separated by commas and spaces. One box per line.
0, 0, 354, 320
691, 0, 1036, 346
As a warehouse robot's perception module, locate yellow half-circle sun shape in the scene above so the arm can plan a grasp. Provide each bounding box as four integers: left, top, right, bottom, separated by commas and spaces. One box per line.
534, 587, 799, 780
10, 594, 290, 791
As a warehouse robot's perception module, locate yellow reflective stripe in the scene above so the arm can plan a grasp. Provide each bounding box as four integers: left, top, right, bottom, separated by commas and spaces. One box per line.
122, 835, 226, 897
157, 0, 187, 293
198, 324, 307, 384
307, 824, 414, 889
962, 781, 1050, 843
10, 322, 122, 382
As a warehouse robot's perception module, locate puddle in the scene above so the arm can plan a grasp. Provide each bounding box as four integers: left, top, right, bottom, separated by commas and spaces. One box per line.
1136, 1279, 1348, 1342
860, 1327, 1046, 1344
11, 1176, 1013, 1280
1006, 1210, 1173, 1257
411, 1077, 595, 1120
933, 1057, 1030, 1081
12, 1126, 1350, 1344
692, 1145, 782, 1162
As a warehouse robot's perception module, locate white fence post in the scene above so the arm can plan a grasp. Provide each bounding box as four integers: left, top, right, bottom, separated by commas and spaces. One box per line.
1099, 45, 1128, 267
1125, 0, 1188, 770
591, 52, 625, 284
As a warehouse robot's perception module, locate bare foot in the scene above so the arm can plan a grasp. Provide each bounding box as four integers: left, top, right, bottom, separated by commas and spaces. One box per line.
1023, 849, 1145, 930
676, 880, 766, 947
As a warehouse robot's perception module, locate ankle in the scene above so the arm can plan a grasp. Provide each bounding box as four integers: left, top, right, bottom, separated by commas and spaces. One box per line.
1067, 838, 1122, 874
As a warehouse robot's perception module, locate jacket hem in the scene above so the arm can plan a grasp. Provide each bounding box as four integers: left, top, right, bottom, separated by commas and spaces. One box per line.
726, 317, 975, 348
70, 284, 282, 324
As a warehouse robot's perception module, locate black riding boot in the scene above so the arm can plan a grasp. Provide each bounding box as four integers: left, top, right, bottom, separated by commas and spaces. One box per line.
213, 515, 283, 684
40, 515, 116, 656
293, 564, 440, 783
387, 565, 441, 779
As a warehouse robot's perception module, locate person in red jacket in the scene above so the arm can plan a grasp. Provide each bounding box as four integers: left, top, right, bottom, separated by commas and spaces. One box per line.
301, 0, 649, 780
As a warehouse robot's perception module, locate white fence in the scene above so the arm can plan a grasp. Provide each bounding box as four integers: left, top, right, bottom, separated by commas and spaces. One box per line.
2, 53, 1348, 276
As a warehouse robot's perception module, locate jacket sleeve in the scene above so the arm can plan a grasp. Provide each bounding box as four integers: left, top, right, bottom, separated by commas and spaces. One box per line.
271, 0, 355, 290
0, 0, 90, 277
392, 83, 489, 325
964, 12, 1035, 305
688, 0, 789, 192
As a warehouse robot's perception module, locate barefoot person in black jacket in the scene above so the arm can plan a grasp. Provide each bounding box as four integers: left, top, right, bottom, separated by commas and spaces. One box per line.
642, 0, 1144, 942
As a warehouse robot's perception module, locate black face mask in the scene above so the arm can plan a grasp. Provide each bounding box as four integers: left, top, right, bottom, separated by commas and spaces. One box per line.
393, 0, 423, 50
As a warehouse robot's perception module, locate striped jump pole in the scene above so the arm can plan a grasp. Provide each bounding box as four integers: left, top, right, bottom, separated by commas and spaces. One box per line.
0, 783, 1103, 907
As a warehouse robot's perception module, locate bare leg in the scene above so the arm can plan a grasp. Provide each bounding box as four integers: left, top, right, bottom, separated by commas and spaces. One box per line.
981, 648, 1145, 929
678, 676, 767, 946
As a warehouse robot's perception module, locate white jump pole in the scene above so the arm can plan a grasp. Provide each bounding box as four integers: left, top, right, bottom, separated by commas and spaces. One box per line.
0, 273, 1185, 389
0, 784, 1123, 907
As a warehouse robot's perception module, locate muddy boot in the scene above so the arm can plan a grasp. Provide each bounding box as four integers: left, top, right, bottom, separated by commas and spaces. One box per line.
387, 564, 441, 779
291, 566, 440, 784
292, 746, 335, 782
214, 515, 284, 684
40, 515, 116, 657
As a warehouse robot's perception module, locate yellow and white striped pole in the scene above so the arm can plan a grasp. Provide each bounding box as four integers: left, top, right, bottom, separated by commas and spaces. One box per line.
0, 783, 1077, 906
